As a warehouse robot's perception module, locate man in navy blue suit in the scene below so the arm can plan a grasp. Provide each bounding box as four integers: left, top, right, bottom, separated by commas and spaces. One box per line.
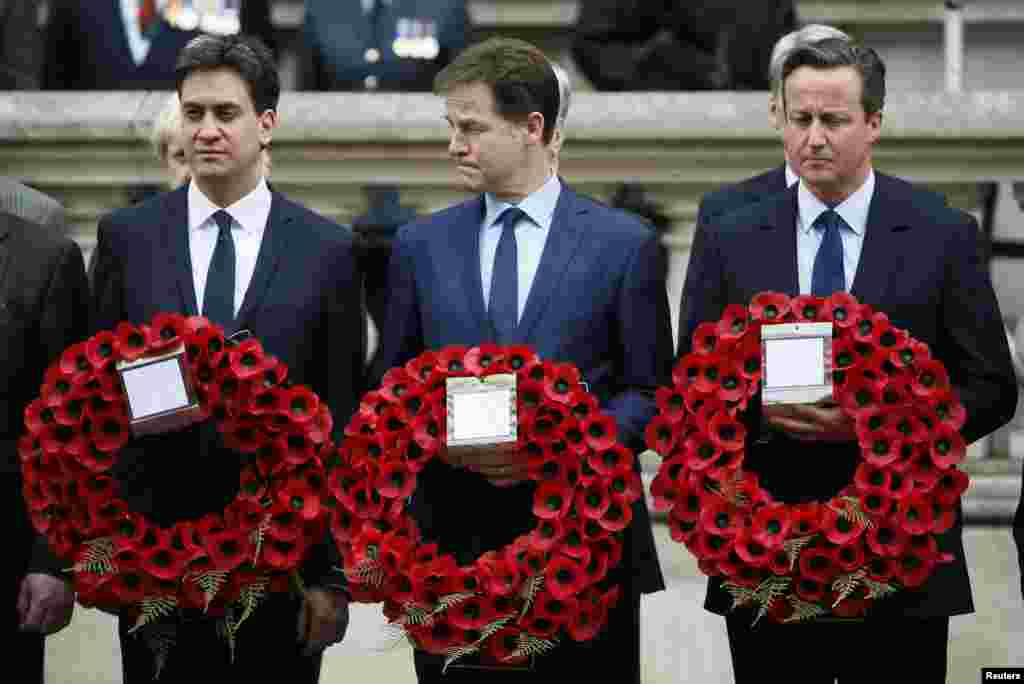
373, 37, 673, 683
91, 34, 363, 683
681, 38, 1017, 683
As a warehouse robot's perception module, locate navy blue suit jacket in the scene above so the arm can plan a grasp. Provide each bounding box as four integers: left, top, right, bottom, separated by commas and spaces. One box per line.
90, 185, 365, 584
373, 184, 673, 594
683, 173, 1017, 617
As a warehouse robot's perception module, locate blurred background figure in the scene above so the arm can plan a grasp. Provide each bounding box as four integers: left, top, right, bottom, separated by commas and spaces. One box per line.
301, 0, 468, 91
151, 92, 191, 189
43, 0, 274, 89
572, 0, 796, 91
549, 60, 571, 175
0, 0, 43, 88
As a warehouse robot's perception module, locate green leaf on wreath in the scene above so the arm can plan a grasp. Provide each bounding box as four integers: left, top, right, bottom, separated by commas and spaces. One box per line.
783, 598, 827, 623
128, 596, 178, 634
232, 576, 269, 635
783, 535, 816, 571
722, 581, 757, 610
862, 577, 897, 601
441, 644, 480, 673
399, 603, 432, 627
69, 537, 116, 575
518, 574, 545, 619
832, 496, 874, 529
250, 515, 271, 564
831, 569, 867, 608
508, 633, 557, 662
192, 570, 229, 612
431, 592, 476, 617
751, 576, 791, 625
349, 559, 387, 589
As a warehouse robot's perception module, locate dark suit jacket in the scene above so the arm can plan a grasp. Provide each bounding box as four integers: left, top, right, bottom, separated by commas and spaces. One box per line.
1, 212, 89, 593
373, 184, 673, 596
1016, 469, 1024, 597
682, 173, 1018, 617
680, 166, 948, 350
91, 184, 364, 588
302, 0, 467, 92
0, 0, 42, 88
43, 0, 274, 90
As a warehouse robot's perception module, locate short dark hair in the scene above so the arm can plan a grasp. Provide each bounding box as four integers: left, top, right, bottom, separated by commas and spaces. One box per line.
781, 38, 886, 117
175, 34, 280, 113
434, 37, 559, 145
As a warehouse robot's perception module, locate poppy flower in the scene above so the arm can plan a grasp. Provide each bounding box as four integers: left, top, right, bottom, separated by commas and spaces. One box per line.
883, 470, 914, 501
609, 470, 644, 505
535, 590, 580, 631
797, 547, 838, 584
833, 539, 866, 572
852, 310, 887, 342
716, 304, 750, 342
655, 387, 689, 425
106, 568, 155, 605
732, 334, 763, 383
832, 337, 861, 375
823, 292, 860, 328
692, 322, 723, 355
85, 331, 117, 370
379, 367, 417, 403
839, 371, 883, 414
111, 322, 149, 362
750, 504, 791, 549
733, 530, 772, 567
668, 509, 699, 545
533, 480, 572, 520
672, 353, 705, 390
375, 461, 417, 500
699, 499, 742, 538
581, 414, 617, 452
879, 381, 910, 408
791, 295, 826, 321
933, 469, 969, 506
544, 555, 587, 600
59, 341, 93, 379
794, 576, 827, 603
276, 430, 317, 467
484, 626, 529, 664
928, 391, 966, 431
865, 556, 899, 582
276, 472, 324, 521
146, 312, 188, 352
279, 386, 319, 425
860, 429, 903, 468
262, 537, 306, 570
221, 416, 263, 454
598, 499, 633, 532
866, 523, 909, 557
895, 494, 934, 535
227, 339, 273, 380
24, 398, 57, 437
909, 358, 950, 399
692, 530, 734, 561
854, 462, 891, 495
749, 291, 791, 322
929, 425, 966, 469
692, 353, 729, 394
434, 345, 469, 374
463, 343, 506, 375
649, 470, 682, 513
140, 540, 190, 582
576, 482, 611, 520
588, 443, 632, 477
557, 518, 591, 564
707, 413, 746, 453
821, 503, 866, 545
543, 363, 581, 404
683, 434, 721, 472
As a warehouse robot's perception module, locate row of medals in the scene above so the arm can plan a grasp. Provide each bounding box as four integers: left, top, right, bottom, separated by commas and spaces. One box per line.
160, 0, 242, 36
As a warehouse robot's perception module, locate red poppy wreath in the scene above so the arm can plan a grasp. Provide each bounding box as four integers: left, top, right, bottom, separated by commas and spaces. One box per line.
327, 345, 637, 670
646, 292, 968, 622
19, 313, 332, 669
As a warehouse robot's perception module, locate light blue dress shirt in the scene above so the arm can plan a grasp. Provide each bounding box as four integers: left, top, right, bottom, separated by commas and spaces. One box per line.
796, 170, 875, 295
480, 174, 561, 322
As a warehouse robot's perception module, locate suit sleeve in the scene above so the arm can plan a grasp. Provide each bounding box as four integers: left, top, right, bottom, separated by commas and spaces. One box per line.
41, 0, 75, 89
677, 218, 729, 357
678, 219, 707, 354
602, 229, 674, 449
368, 227, 424, 386
937, 212, 1017, 444
90, 216, 126, 334
28, 238, 90, 574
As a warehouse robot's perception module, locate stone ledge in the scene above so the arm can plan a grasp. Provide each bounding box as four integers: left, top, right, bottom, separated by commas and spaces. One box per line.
2, 91, 1024, 142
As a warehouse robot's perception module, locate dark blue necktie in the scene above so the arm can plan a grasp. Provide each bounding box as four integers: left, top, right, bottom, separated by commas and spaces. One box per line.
811, 209, 846, 297
489, 206, 525, 343
203, 210, 236, 331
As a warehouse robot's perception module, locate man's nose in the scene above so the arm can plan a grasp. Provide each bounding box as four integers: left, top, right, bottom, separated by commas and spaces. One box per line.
807, 119, 827, 148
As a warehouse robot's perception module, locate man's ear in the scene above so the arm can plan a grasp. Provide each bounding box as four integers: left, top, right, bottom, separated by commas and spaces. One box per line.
524, 111, 546, 145
258, 109, 279, 149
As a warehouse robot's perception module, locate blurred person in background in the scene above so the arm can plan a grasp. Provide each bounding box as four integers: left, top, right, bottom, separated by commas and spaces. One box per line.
0, 0, 44, 88
302, 0, 468, 91
572, 0, 796, 91
549, 60, 571, 174
43, 0, 274, 89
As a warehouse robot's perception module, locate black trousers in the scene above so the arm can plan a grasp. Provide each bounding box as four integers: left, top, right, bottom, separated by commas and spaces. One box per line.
5, 572, 44, 684
119, 594, 322, 683
725, 613, 950, 683
414, 587, 641, 684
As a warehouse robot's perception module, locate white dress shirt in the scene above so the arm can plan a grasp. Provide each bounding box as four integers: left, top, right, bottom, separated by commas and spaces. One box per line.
785, 162, 799, 188
120, 0, 158, 66
480, 174, 561, 323
188, 178, 272, 317
796, 170, 875, 295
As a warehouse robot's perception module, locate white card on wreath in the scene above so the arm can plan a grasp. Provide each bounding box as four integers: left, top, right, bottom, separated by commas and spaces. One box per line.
445, 373, 517, 448
761, 321, 834, 405
116, 344, 203, 436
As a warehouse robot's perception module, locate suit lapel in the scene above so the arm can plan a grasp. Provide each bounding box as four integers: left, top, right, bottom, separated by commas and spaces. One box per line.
745, 188, 800, 297
236, 192, 292, 328
513, 186, 586, 344
159, 186, 198, 316
850, 174, 912, 307
455, 196, 492, 336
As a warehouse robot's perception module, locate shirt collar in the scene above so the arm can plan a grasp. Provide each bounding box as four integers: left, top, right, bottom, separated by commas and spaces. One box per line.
188, 177, 272, 234
483, 174, 562, 232
797, 169, 874, 236
784, 163, 799, 188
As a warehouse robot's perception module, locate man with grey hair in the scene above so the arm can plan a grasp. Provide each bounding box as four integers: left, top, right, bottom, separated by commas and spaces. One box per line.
682, 37, 1015, 682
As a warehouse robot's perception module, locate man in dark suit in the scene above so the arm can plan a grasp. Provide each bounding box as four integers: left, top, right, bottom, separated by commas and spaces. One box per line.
43, 0, 274, 89
90, 34, 363, 682
0, 0, 43, 88
373, 37, 673, 683
1012, 181, 1024, 599
2, 192, 87, 681
302, 0, 468, 92
681, 38, 1017, 682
